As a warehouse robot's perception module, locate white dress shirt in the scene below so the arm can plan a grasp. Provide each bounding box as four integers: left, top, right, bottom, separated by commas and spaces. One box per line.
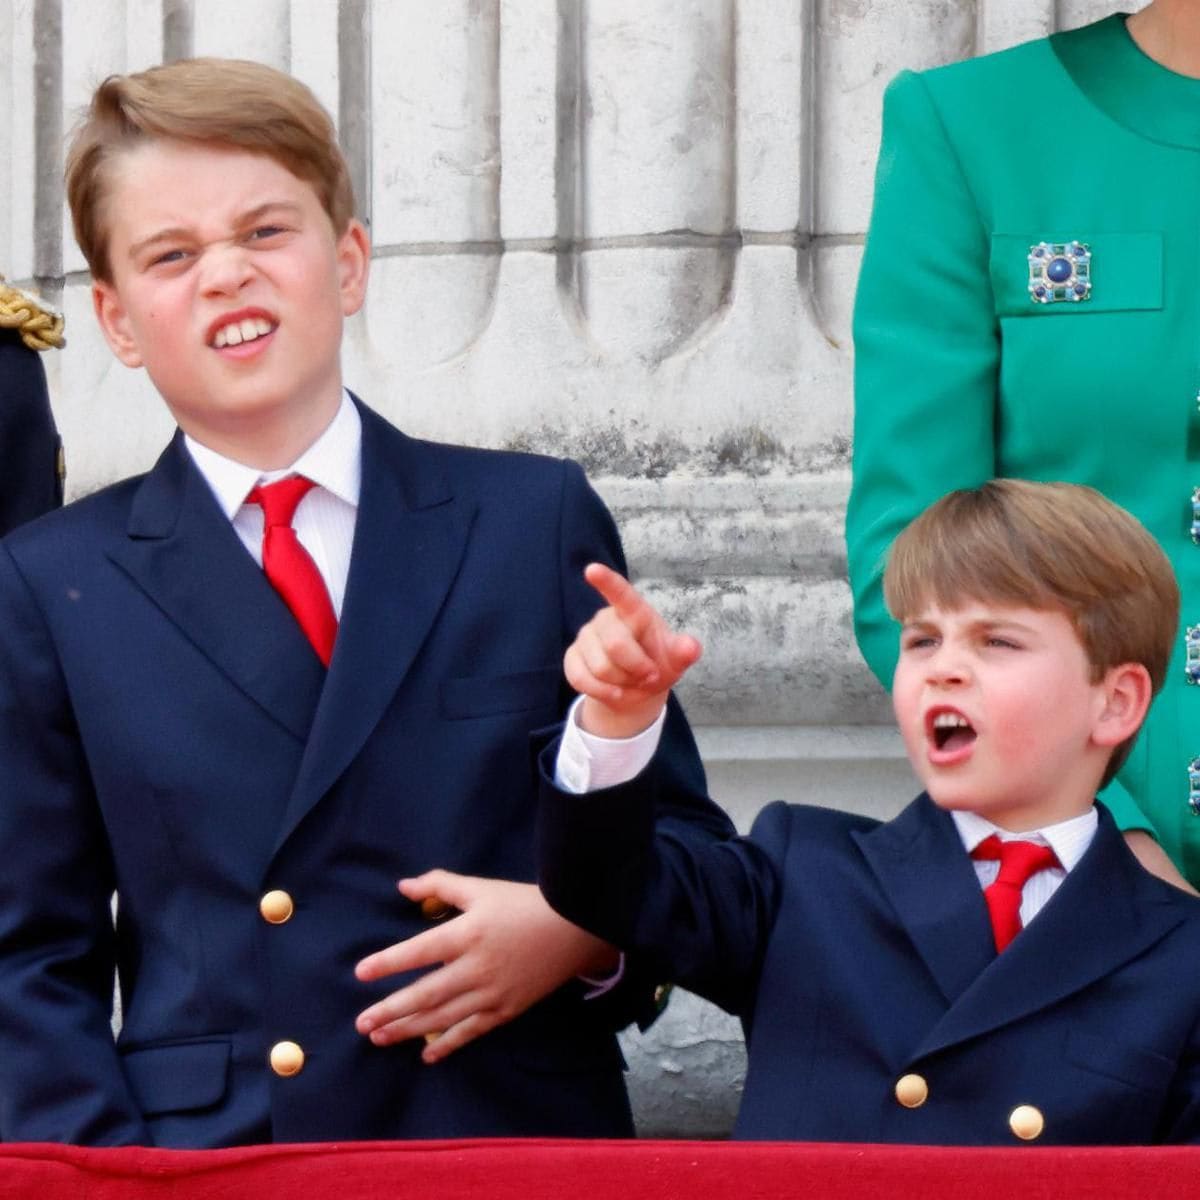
555, 700, 1098, 930
184, 391, 361, 615
950, 806, 1097, 930
555, 696, 667, 794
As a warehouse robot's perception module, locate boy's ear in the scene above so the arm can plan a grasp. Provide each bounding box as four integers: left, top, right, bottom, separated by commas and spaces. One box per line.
336, 219, 370, 318
1091, 662, 1152, 749
92, 280, 144, 368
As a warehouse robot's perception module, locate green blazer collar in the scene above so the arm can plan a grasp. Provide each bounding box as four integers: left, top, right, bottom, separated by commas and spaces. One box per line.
1054, 13, 1200, 151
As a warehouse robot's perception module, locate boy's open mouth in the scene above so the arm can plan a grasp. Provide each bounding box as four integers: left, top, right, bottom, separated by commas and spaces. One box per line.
211, 316, 275, 349
929, 710, 976, 754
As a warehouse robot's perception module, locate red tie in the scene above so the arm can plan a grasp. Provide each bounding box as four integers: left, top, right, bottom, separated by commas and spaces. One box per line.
971, 835, 1059, 952
246, 476, 337, 667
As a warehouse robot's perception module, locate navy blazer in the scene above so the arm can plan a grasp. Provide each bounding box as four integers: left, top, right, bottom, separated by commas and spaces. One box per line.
538, 754, 1200, 1145
0, 400, 722, 1147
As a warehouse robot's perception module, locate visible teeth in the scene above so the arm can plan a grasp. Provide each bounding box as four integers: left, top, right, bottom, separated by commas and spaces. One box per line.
932, 713, 970, 729
213, 318, 273, 349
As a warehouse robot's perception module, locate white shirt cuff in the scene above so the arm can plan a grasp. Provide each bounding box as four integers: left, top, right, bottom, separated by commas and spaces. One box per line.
554, 696, 667, 794
579, 953, 626, 999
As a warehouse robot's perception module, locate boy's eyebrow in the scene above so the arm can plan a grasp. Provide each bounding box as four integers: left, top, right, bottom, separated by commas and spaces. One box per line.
901, 613, 1040, 634
126, 202, 305, 260
964, 615, 1039, 635
126, 228, 190, 260
234, 201, 305, 226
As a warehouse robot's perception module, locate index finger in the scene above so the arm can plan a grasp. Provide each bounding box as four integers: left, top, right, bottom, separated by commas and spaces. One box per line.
355, 923, 458, 982
583, 563, 649, 622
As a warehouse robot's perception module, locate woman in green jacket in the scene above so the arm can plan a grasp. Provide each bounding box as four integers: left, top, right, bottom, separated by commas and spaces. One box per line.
847, 3, 1200, 886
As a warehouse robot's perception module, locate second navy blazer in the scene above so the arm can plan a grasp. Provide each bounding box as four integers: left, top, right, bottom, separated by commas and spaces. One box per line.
539, 752, 1200, 1145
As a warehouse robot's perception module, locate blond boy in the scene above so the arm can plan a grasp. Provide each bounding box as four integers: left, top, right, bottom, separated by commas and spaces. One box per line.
538, 480, 1200, 1144
0, 58, 722, 1146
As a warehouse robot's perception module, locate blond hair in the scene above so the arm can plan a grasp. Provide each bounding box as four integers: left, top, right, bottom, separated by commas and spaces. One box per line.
65, 57, 355, 283
884, 479, 1179, 785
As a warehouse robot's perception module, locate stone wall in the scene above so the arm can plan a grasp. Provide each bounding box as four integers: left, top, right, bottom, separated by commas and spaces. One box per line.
3, 0, 1136, 1136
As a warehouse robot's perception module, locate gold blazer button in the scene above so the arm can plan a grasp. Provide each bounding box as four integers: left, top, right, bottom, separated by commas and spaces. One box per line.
894, 1074, 929, 1108
1009, 1104, 1045, 1141
269, 1040, 305, 1077
259, 890, 294, 924
420, 896, 455, 920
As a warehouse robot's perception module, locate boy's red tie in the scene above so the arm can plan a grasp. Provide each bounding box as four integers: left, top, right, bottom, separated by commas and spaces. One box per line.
246, 475, 337, 666
971, 835, 1059, 952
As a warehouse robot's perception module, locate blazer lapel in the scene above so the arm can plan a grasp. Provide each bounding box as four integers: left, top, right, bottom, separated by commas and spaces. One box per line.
107, 434, 325, 742
853, 794, 997, 1005
275, 405, 475, 849
913, 807, 1186, 1060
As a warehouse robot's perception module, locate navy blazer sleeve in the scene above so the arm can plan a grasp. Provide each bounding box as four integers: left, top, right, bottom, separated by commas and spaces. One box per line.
538, 746, 780, 1018
551, 461, 734, 1029
0, 541, 149, 1144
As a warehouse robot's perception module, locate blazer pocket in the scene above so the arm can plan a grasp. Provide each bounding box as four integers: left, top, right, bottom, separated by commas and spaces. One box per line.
440, 666, 561, 720
1064, 1029, 1176, 1093
990, 232, 1162, 316
121, 1037, 231, 1115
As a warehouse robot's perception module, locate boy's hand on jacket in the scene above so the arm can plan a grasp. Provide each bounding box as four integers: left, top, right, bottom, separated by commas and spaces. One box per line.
567, 563, 702, 740
354, 870, 617, 1063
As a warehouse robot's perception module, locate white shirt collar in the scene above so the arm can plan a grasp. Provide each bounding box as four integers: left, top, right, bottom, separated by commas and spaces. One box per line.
183, 391, 362, 518
951, 806, 1098, 874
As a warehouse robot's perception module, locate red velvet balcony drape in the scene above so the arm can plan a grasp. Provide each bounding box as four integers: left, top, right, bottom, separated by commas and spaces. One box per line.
0, 1139, 1195, 1199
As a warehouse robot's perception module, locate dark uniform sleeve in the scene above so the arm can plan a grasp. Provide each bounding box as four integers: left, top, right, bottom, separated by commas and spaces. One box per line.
0, 329, 63, 536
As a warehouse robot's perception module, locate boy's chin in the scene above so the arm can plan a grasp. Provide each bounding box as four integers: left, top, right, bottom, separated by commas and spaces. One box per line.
926, 790, 979, 813
922, 786, 999, 817
924, 787, 1091, 834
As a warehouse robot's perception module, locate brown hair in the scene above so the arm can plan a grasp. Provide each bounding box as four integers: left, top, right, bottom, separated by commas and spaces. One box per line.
884, 479, 1180, 785
65, 57, 356, 283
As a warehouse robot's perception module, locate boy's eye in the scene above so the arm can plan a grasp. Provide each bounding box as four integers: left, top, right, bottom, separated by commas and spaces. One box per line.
984, 636, 1020, 650
151, 249, 188, 266
249, 225, 285, 241
902, 634, 937, 651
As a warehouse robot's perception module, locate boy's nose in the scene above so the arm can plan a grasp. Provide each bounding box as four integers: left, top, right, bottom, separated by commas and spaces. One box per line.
926, 649, 969, 686
199, 243, 255, 296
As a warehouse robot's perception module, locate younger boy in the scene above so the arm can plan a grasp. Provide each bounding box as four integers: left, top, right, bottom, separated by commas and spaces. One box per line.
539, 479, 1200, 1144
0, 58, 723, 1147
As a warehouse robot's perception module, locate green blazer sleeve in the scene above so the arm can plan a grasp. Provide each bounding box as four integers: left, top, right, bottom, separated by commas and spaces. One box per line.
845, 69, 998, 686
